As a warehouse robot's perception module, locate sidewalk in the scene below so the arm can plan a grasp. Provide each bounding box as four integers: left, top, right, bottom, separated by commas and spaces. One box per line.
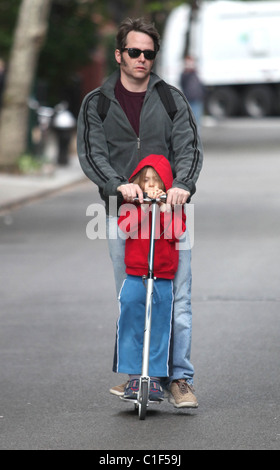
0, 154, 87, 213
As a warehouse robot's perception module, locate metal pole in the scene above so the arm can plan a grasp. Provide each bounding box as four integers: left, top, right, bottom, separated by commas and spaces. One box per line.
141, 201, 158, 378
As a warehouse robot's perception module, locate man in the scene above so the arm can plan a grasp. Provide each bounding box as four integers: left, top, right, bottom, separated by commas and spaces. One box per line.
77, 18, 203, 408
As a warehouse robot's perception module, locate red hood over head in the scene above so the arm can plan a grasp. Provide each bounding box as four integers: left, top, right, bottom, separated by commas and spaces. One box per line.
129, 154, 173, 191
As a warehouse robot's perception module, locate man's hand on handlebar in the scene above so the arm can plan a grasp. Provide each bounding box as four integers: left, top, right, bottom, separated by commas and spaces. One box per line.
166, 187, 190, 206
117, 183, 144, 204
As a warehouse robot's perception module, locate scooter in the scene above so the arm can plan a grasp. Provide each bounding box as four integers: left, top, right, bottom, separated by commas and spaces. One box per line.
120, 193, 167, 420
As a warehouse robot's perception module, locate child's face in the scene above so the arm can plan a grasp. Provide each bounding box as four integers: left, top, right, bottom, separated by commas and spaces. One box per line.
143, 168, 162, 193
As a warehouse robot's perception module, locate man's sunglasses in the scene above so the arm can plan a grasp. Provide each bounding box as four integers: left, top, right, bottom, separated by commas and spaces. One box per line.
121, 48, 157, 60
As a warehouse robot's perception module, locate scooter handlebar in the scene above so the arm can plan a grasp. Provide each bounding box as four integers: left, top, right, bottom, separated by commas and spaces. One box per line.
133, 192, 167, 204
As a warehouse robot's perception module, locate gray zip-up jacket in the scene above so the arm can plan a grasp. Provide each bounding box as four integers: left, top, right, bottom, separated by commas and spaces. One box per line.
77, 70, 203, 210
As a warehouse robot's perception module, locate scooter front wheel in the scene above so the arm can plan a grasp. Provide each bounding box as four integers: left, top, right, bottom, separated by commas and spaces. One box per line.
138, 381, 149, 420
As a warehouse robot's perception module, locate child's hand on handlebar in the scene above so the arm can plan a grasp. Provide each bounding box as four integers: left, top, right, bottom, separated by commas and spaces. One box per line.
146, 188, 165, 200
146, 188, 169, 212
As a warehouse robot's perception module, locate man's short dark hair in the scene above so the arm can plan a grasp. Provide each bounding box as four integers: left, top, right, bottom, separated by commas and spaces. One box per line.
116, 17, 160, 53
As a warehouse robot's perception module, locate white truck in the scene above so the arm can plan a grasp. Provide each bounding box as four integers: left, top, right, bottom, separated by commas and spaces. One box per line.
158, 1, 280, 117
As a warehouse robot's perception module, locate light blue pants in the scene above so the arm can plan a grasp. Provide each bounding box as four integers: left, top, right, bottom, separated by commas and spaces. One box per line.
114, 276, 173, 377
106, 215, 194, 385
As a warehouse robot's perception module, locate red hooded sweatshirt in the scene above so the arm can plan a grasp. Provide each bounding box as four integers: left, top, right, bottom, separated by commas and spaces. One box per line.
118, 155, 186, 279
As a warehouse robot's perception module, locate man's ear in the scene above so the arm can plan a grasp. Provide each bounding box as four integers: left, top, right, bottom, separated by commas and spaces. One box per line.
115, 49, 122, 65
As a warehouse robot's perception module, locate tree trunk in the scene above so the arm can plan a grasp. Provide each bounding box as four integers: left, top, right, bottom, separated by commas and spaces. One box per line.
0, 0, 52, 169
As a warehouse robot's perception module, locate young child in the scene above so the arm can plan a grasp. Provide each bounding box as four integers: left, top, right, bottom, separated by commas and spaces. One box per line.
113, 154, 186, 401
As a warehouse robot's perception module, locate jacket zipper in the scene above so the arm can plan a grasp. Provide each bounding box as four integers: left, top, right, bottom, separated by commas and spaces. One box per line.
137, 137, 141, 150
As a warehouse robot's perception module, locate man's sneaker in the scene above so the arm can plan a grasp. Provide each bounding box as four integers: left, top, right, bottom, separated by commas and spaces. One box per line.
123, 379, 139, 399
149, 380, 164, 402
169, 379, 198, 408
109, 381, 129, 397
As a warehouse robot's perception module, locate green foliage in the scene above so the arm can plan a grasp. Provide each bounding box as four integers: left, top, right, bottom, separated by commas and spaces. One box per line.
37, 0, 98, 105
0, 0, 21, 60
146, 0, 185, 14
0, 1, 98, 106
17, 153, 44, 174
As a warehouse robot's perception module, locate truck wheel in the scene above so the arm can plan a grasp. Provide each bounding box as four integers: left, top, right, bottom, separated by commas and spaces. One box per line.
206, 87, 239, 118
243, 86, 273, 118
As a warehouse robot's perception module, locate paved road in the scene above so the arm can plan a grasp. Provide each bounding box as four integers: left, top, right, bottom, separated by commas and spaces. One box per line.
0, 118, 279, 450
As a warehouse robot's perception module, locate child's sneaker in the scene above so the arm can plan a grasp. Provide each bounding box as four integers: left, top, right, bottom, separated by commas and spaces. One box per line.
149, 380, 164, 401
123, 379, 139, 399
169, 379, 198, 408
109, 381, 129, 397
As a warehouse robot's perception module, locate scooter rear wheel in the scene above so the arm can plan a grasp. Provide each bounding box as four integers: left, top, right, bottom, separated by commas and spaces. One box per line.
138, 381, 148, 420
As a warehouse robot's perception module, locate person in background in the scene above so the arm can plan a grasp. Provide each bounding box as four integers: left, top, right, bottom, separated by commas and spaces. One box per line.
180, 56, 204, 127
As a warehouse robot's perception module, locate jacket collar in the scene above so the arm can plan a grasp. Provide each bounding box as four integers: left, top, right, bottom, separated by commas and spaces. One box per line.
100, 70, 162, 100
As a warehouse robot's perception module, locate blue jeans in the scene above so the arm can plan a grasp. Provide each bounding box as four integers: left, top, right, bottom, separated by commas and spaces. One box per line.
106, 215, 194, 385
115, 276, 173, 377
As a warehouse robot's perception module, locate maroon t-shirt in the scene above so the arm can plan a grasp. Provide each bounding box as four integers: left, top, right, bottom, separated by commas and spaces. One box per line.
115, 79, 146, 137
